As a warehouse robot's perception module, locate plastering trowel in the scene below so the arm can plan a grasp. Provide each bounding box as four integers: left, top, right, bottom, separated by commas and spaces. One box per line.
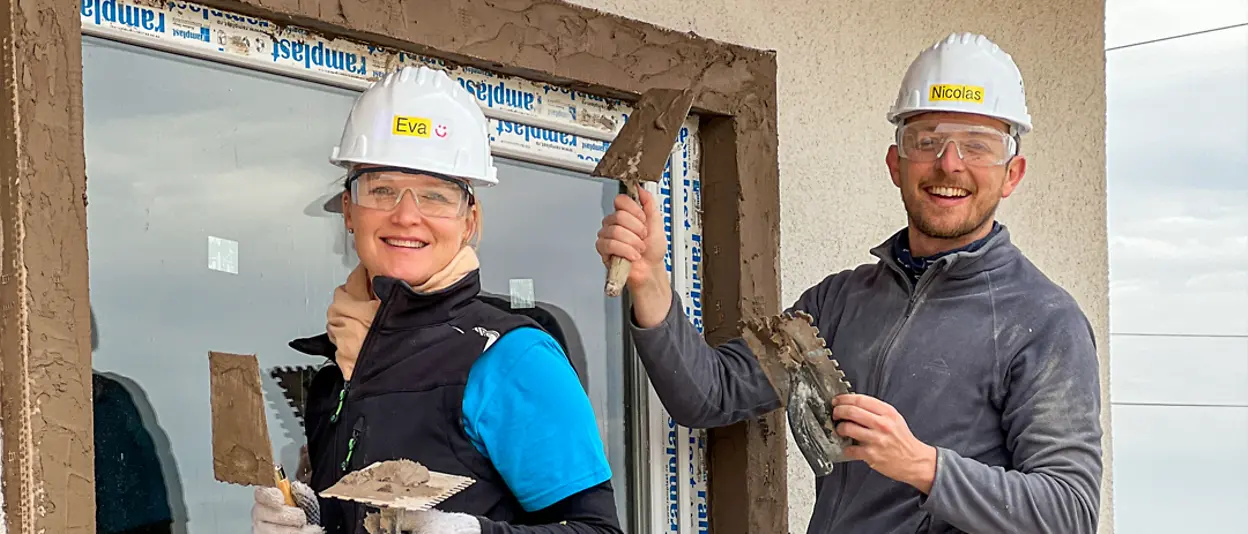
211, 353, 476, 528
208, 351, 296, 505
321, 459, 475, 534
591, 86, 697, 297
740, 311, 856, 477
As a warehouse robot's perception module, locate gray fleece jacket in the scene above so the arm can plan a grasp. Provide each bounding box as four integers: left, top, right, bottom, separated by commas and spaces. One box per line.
629, 226, 1103, 534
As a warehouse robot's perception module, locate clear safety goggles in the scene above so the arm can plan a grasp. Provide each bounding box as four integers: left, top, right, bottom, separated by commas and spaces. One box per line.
896, 120, 1018, 167
346, 166, 475, 218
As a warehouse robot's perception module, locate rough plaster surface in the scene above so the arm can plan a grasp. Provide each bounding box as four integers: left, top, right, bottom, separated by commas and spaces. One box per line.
0, 0, 95, 531
564, 1, 1112, 532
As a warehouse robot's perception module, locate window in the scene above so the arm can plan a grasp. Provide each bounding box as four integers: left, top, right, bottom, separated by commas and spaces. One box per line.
84, 35, 361, 533
81, 1, 711, 531
1106, 1, 1248, 531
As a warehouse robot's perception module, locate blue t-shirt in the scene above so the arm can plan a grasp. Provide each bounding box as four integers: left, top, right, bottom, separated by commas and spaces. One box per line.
461, 327, 612, 511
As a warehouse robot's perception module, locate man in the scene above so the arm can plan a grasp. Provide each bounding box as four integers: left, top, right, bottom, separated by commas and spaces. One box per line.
594, 32, 1102, 533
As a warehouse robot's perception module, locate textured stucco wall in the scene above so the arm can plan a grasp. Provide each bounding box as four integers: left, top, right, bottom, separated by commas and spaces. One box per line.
565, 0, 1112, 532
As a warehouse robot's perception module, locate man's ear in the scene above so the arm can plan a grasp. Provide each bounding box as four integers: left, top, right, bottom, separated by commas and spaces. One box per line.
886, 145, 903, 188
1001, 155, 1027, 198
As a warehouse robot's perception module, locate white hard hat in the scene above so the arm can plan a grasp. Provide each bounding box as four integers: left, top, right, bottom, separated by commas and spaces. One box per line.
887, 32, 1032, 136
331, 65, 498, 187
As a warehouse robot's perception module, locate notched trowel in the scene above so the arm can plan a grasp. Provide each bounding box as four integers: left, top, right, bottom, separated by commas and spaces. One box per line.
320, 459, 475, 534
592, 87, 697, 297
740, 311, 856, 477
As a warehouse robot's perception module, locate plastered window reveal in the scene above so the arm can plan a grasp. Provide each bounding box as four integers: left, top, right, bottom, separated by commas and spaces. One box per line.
0, 423, 6, 534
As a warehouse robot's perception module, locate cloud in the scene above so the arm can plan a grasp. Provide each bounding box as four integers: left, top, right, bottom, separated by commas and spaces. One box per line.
1106, 28, 1248, 193
1107, 27, 1248, 336
1105, 0, 1248, 49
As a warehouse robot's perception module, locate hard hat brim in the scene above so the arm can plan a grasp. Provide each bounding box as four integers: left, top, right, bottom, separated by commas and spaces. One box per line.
888, 106, 1032, 135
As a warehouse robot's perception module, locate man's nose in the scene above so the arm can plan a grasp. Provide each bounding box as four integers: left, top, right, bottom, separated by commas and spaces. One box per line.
938, 140, 967, 174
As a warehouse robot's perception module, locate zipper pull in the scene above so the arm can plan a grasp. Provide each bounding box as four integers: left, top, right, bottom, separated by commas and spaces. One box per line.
341, 418, 364, 471
329, 381, 351, 424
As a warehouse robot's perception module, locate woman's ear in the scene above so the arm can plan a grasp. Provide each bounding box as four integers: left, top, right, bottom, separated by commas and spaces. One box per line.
341, 191, 354, 233
464, 204, 482, 246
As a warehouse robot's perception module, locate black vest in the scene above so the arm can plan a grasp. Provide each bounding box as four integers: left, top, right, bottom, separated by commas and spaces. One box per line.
289, 271, 540, 534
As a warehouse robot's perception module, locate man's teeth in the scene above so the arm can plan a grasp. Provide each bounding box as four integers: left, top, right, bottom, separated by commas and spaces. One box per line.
384, 238, 427, 249
928, 186, 970, 198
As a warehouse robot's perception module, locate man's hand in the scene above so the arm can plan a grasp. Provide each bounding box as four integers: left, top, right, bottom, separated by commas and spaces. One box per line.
594, 188, 672, 327
833, 393, 938, 494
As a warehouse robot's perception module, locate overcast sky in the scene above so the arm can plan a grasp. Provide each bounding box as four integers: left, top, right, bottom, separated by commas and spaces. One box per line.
1104, 1, 1247, 532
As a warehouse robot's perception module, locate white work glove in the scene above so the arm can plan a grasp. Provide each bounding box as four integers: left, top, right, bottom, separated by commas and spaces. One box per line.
364, 509, 482, 534
253, 480, 324, 534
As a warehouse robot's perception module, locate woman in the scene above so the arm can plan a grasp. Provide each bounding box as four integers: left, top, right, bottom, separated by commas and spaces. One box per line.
252, 66, 622, 534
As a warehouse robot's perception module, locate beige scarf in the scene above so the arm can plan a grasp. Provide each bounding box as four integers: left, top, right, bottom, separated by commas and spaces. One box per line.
325, 246, 480, 380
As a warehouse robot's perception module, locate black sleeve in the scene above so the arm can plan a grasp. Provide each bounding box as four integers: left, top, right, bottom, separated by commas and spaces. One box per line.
478, 481, 623, 534
114, 520, 173, 534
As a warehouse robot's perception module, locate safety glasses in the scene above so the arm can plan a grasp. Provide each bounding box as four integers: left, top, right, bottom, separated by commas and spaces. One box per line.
346, 166, 474, 218
896, 120, 1018, 167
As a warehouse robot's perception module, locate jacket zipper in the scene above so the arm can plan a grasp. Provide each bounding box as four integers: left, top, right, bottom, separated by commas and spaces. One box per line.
341, 417, 365, 472
830, 263, 941, 521
330, 381, 351, 424
869, 265, 939, 395
329, 283, 397, 486
329, 282, 399, 428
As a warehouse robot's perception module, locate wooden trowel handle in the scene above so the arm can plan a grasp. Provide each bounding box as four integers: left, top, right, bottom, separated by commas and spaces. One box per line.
275, 465, 296, 507
605, 179, 642, 297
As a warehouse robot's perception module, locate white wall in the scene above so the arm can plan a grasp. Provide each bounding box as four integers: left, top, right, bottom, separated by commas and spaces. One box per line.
566, 0, 1112, 531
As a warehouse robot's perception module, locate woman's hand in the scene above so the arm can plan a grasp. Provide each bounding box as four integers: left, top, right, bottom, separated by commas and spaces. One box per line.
595, 188, 672, 328
253, 482, 323, 534
366, 509, 481, 534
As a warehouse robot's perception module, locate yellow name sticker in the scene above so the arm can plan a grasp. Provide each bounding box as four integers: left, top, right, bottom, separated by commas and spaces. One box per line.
928, 84, 985, 104
392, 115, 432, 137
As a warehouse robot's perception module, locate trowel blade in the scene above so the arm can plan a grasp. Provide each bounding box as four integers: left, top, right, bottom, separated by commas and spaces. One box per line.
268, 364, 318, 439
739, 311, 856, 475
209, 351, 278, 487
591, 87, 696, 185
320, 460, 475, 513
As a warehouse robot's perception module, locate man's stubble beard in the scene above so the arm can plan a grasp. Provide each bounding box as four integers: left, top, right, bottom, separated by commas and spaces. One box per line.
902, 189, 1000, 241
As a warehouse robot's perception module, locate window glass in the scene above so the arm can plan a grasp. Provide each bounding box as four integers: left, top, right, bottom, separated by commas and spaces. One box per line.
1107, 12, 1248, 534
1109, 335, 1248, 406
1111, 405, 1248, 532
1106, 0, 1248, 49
84, 35, 631, 533
471, 159, 631, 526
1107, 26, 1248, 336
